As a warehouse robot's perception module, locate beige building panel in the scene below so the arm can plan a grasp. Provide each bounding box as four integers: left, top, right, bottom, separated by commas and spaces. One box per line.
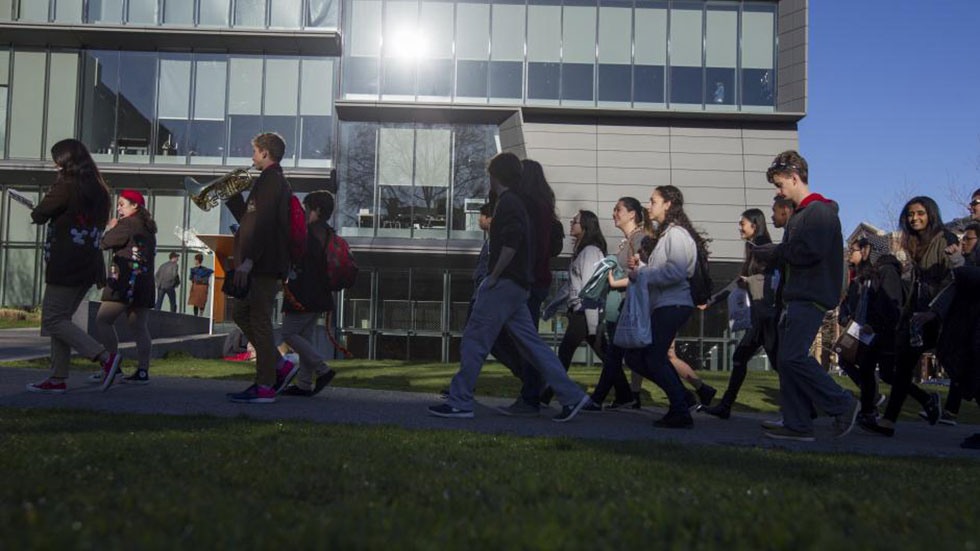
523, 122, 597, 134
544, 164, 598, 185
741, 127, 798, 140
679, 186, 747, 205
552, 183, 601, 203
524, 130, 598, 150
598, 124, 671, 136
597, 133, 671, 153
670, 169, 745, 189
527, 148, 599, 168
687, 204, 745, 224
670, 135, 744, 155
744, 154, 778, 173
743, 137, 798, 156
597, 167, 671, 187
746, 187, 779, 206
597, 150, 671, 170
596, 183, 660, 202
669, 126, 742, 138
670, 152, 745, 171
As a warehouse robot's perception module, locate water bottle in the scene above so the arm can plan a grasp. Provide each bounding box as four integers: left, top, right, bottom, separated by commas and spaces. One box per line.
909, 319, 924, 348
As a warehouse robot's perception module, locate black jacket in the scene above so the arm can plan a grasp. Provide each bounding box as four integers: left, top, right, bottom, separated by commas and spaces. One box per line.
283, 221, 335, 314
489, 190, 532, 288
771, 193, 845, 310
227, 164, 291, 278
31, 179, 110, 288
101, 214, 158, 308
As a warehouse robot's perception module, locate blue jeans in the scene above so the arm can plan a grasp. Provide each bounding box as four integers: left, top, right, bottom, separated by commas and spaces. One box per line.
777, 301, 854, 432
636, 305, 693, 415
448, 278, 586, 411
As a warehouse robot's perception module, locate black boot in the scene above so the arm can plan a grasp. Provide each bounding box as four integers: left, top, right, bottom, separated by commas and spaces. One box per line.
696, 383, 717, 408
702, 400, 732, 420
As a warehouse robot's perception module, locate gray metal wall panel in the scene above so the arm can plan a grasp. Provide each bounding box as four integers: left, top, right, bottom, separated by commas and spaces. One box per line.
597, 133, 671, 153
777, 0, 808, 114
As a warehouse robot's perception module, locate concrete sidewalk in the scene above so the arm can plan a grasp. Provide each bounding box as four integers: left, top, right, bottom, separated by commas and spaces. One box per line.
2, 366, 978, 459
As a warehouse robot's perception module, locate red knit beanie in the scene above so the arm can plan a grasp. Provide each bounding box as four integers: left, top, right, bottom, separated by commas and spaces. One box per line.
119, 189, 145, 208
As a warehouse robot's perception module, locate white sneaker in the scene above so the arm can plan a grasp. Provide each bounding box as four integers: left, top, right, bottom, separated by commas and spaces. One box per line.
760, 417, 784, 430
87, 371, 122, 384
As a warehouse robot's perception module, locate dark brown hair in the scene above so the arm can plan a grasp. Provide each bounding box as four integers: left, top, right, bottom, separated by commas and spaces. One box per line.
766, 150, 808, 184
653, 185, 710, 258
252, 132, 286, 163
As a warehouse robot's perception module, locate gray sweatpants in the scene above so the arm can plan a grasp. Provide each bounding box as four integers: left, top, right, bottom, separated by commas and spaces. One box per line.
281, 311, 330, 390
42, 284, 105, 378
96, 301, 152, 372
448, 278, 587, 411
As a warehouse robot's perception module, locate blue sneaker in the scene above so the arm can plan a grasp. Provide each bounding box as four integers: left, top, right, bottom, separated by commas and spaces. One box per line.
428, 403, 474, 419
228, 385, 276, 404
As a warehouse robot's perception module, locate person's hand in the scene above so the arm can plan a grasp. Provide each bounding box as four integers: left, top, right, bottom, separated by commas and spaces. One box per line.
911, 311, 937, 328
627, 253, 639, 270
106, 218, 118, 230
234, 258, 253, 289
484, 275, 498, 290
945, 243, 961, 256
697, 303, 709, 311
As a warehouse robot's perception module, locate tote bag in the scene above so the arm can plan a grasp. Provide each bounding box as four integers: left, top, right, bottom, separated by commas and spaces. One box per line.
613, 282, 651, 349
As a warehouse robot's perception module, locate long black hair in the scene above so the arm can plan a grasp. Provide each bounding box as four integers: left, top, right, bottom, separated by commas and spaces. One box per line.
653, 185, 710, 258
899, 196, 943, 262
520, 159, 557, 220
573, 210, 607, 258
50, 139, 111, 227
740, 208, 771, 276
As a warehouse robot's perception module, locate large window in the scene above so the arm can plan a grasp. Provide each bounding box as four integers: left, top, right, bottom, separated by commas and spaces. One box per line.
9, 51, 49, 159
339, 0, 778, 111
67, 51, 335, 167
337, 121, 496, 240
0, 51, 9, 155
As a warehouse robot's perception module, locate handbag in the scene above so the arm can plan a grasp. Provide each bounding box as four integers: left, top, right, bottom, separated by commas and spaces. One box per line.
727, 287, 752, 332
834, 281, 874, 364
613, 282, 651, 349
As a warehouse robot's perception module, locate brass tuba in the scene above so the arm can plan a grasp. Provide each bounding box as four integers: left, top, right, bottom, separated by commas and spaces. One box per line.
184, 167, 254, 211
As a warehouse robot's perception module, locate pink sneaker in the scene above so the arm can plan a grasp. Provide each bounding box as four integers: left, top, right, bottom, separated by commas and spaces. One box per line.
275, 359, 301, 394
101, 353, 122, 392
27, 379, 67, 394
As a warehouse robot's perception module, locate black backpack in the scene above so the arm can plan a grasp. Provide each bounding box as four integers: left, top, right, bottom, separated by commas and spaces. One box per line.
689, 249, 713, 307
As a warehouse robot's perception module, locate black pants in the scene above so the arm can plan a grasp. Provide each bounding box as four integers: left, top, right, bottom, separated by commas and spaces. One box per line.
531, 310, 605, 402
840, 345, 894, 415
718, 312, 778, 407
883, 320, 938, 423
591, 321, 643, 404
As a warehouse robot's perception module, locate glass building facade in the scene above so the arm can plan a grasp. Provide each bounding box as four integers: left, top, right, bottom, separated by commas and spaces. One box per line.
0, 0, 801, 367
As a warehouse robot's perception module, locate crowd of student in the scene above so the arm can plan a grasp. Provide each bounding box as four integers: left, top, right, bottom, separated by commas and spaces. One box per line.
21, 136, 980, 449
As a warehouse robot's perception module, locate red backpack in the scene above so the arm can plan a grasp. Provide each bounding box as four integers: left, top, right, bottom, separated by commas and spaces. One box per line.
287, 194, 307, 264
323, 227, 359, 291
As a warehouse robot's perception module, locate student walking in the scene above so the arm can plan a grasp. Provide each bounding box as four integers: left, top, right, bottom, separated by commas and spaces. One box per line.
154, 252, 180, 312
94, 190, 158, 388
26, 139, 116, 394
225, 132, 292, 404
861, 196, 952, 436
589, 197, 648, 409
762, 150, 859, 441
429, 153, 592, 421
535, 210, 606, 405
188, 253, 213, 316
701, 208, 779, 419
630, 185, 707, 428
279, 191, 339, 397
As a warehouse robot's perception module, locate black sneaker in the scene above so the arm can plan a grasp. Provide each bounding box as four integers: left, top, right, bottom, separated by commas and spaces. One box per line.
960, 433, 980, 449
607, 396, 641, 410
581, 401, 602, 412
553, 395, 592, 423
312, 369, 336, 396
696, 383, 717, 408
280, 385, 314, 397
858, 415, 895, 437
763, 426, 815, 442
438, 388, 450, 400
653, 410, 694, 429
428, 403, 474, 419
684, 389, 699, 412
122, 370, 149, 385
701, 401, 732, 420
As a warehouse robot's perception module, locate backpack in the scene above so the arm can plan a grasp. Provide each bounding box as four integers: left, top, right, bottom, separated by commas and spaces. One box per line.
689, 249, 713, 306
287, 194, 308, 264
323, 227, 359, 291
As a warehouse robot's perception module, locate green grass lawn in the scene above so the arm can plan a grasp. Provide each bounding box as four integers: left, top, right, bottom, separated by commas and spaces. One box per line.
3, 353, 972, 424
1, 408, 979, 549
